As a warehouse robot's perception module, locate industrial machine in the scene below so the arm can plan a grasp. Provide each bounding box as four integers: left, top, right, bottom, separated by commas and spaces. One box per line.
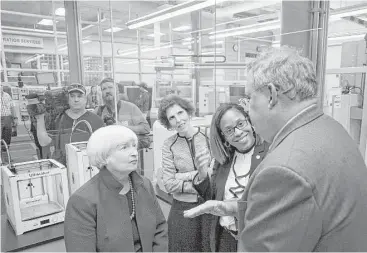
66, 141, 98, 194
65, 120, 94, 194
1, 140, 69, 235
331, 93, 363, 144
198, 83, 245, 116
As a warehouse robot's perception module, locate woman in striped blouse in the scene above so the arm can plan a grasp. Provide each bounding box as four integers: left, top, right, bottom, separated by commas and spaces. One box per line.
158, 95, 211, 252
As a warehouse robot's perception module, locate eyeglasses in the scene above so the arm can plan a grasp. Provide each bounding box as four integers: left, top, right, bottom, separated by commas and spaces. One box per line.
243, 83, 268, 103
222, 119, 248, 137
245, 82, 290, 102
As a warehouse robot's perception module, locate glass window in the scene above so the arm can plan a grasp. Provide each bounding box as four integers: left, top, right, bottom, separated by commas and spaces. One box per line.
324, 2, 367, 150
1, 0, 69, 87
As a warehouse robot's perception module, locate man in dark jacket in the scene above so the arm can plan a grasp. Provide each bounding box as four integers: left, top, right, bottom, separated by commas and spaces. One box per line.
184, 46, 367, 251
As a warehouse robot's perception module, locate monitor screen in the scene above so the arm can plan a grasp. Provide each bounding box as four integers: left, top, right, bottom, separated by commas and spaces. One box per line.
229, 86, 246, 96
36, 72, 56, 85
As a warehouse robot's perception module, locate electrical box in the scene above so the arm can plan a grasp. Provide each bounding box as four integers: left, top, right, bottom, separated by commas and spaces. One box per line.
1, 159, 69, 235
65, 142, 99, 195
332, 93, 363, 144
198, 86, 228, 116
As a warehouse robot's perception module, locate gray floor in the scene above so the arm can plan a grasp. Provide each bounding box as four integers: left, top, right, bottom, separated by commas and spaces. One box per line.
16, 199, 171, 252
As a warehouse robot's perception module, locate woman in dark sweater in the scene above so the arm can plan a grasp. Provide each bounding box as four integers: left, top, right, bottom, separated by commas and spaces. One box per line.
64, 125, 168, 252
185, 103, 269, 252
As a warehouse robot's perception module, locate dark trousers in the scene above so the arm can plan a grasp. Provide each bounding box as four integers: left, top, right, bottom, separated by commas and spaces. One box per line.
1, 116, 12, 148
217, 226, 238, 252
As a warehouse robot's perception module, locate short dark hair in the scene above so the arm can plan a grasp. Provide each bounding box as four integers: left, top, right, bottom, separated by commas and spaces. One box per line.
100, 77, 114, 87
210, 103, 252, 165
158, 95, 195, 129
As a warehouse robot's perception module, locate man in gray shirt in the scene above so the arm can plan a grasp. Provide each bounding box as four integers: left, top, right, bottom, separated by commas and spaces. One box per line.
95, 78, 151, 149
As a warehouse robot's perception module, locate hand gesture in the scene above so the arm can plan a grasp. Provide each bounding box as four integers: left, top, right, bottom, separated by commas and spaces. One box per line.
194, 146, 211, 180
183, 200, 238, 218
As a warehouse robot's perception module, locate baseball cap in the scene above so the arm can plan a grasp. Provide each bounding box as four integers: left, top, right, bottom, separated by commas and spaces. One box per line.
138, 82, 148, 90
68, 83, 86, 94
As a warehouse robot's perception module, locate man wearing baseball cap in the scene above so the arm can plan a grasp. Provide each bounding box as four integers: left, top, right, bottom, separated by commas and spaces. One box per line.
33, 83, 104, 164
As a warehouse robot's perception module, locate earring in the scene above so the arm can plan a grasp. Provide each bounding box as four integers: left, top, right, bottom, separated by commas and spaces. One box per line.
224, 141, 230, 148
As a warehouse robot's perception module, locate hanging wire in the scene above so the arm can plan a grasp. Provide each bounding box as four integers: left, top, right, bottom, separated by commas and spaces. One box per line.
109, 0, 119, 124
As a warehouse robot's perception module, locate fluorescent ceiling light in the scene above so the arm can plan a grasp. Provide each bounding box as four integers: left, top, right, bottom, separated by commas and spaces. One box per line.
104, 27, 123, 33
202, 51, 223, 55
37, 19, 57, 26
328, 34, 365, 41
329, 7, 367, 21
117, 43, 172, 56
126, 0, 229, 29
25, 54, 44, 64
55, 7, 65, 16
58, 46, 68, 51
210, 20, 280, 39
183, 37, 193, 42
271, 33, 364, 47
58, 39, 90, 51
182, 39, 200, 46
142, 44, 172, 53
147, 32, 165, 38
173, 25, 191, 32
117, 49, 138, 57
116, 60, 138, 65
208, 7, 365, 41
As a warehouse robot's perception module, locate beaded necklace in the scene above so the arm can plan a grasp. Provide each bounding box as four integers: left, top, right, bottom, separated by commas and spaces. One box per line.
128, 176, 135, 220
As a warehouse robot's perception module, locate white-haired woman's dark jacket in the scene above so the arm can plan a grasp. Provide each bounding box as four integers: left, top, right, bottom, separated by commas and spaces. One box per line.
64, 169, 168, 252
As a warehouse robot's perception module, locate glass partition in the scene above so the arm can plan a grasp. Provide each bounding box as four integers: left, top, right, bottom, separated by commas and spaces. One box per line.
324, 1, 367, 155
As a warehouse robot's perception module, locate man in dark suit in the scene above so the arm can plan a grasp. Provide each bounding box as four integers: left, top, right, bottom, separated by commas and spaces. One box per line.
184, 46, 367, 251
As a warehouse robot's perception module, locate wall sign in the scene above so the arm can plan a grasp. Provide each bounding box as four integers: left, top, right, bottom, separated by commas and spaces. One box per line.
2, 35, 44, 48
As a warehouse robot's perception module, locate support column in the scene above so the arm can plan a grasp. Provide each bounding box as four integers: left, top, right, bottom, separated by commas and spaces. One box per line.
191, 11, 201, 116
280, 1, 312, 57
64, 0, 83, 84
281, 0, 329, 105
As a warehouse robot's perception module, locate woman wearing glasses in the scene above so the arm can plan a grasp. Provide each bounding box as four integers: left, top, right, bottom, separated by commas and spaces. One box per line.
188, 103, 269, 252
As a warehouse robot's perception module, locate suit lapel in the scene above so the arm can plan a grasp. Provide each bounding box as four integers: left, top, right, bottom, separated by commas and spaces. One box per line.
249, 141, 269, 176
269, 103, 323, 152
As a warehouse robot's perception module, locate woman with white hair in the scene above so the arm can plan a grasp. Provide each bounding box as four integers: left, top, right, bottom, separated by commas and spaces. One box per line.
64, 125, 168, 252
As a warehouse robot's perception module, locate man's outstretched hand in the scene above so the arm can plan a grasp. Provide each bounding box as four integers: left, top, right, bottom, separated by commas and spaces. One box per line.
183, 200, 239, 218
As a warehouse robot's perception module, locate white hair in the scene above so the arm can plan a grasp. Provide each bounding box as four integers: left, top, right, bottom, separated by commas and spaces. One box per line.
87, 125, 138, 169
247, 46, 318, 101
